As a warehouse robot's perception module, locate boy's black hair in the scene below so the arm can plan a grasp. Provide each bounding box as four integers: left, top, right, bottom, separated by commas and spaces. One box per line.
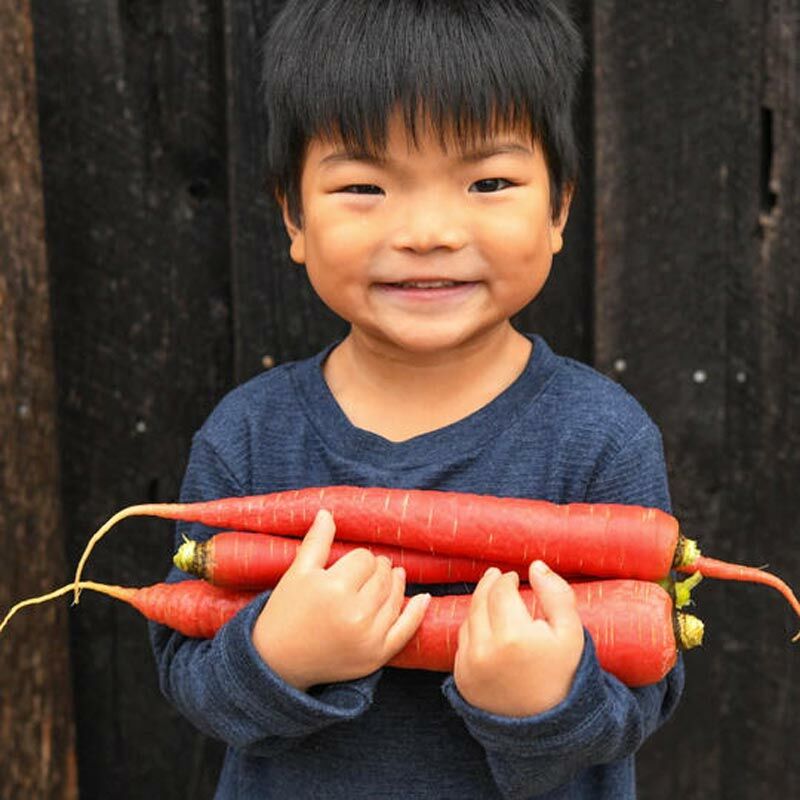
261, 0, 585, 226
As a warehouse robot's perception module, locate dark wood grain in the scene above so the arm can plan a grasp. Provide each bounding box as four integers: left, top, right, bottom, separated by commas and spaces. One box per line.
30, 1, 232, 796
515, 0, 595, 363
594, 2, 800, 797
0, 1, 78, 797
223, 0, 348, 384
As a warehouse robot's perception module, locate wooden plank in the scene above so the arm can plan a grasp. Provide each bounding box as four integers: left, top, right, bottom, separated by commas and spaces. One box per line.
0, 1, 78, 796
594, 1, 799, 797
714, 1, 800, 795
30, 1, 232, 796
515, 0, 595, 362
224, 0, 345, 385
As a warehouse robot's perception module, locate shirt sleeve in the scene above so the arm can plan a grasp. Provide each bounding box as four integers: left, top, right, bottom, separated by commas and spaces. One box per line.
148, 434, 382, 757
441, 420, 685, 799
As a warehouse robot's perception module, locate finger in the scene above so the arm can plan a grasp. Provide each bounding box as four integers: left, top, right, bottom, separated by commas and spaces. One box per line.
358, 555, 394, 608
467, 566, 502, 641
453, 619, 469, 675
527, 560, 582, 635
383, 592, 431, 658
289, 509, 336, 572
486, 571, 534, 636
372, 566, 406, 632
457, 617, 469, 651
326, 546, 379, 589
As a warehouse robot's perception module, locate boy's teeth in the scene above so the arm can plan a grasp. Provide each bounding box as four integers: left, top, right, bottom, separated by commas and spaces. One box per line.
395, 280, 460, 288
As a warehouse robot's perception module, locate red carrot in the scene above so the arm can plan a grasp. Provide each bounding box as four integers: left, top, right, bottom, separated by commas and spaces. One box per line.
173, 531, 527, 588
1, 578, 704, 688
390, 579, 702, 687
174, 531, 798, 631
73, 486, 693, 600
71, 486, 800, 631
0, 580, 257, 640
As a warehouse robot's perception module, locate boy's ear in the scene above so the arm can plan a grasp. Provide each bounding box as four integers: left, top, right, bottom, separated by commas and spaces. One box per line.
549, 186, 574, 255
278, 192, 306, 265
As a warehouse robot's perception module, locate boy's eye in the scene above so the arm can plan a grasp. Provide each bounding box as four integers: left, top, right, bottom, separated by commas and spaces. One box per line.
470, 178, 513, 193
339, 184, 383, 195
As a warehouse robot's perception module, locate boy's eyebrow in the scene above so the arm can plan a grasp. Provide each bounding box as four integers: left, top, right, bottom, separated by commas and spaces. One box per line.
458, 143, 534, 162
318, 143, 533, 167
319, 150, 388, 166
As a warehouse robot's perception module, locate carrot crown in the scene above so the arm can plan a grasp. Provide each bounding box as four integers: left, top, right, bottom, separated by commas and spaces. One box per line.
676, 613, 704, 650
173, 537, 197, 574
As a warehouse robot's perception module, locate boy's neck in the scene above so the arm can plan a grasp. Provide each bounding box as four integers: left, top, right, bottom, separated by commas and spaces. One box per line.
322, 325, 533, 442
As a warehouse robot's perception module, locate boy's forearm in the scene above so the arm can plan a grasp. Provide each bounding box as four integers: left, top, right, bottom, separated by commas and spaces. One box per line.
149, 437, 382, 753
443, 631, 685, 798
148, 589, 382, 757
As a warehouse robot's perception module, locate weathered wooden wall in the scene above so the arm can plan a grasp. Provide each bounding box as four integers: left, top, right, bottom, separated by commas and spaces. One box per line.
0, 1, 77, 797
0, 0, 796, 797
27, 2, 233, 797
593, 3, 800, 797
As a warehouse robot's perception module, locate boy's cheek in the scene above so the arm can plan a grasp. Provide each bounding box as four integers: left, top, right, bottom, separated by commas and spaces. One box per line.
307, 223, 377, 269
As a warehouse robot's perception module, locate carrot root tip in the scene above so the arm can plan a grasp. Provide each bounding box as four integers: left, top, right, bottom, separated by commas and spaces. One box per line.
72, 503, 172, 603
1, 581, 132, 636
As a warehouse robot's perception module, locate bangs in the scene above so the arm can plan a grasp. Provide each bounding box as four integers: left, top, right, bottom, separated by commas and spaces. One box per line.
262, 0, 585, 221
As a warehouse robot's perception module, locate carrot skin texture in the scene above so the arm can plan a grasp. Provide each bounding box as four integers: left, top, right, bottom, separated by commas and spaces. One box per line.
156, 486, 681, 581
193, 538, 799, 634
388, 580, 681, 687
182, 531, 527, 588
129, 578, 684, 687
129, 581, 257, 639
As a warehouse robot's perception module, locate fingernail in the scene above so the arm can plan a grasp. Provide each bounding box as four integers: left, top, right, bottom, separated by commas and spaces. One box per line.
532, 560, 549, 576
485, 566, 501, 579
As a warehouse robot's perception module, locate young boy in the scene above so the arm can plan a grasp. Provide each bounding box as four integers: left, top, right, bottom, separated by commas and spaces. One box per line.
150, 1, 684, 797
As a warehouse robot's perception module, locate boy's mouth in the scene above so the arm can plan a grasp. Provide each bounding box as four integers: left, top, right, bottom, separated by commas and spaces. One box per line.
374, 279, 481, 304
384, 280, 465, 289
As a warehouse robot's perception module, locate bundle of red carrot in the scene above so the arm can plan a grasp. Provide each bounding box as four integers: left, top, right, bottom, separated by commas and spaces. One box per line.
3, 485, 799, 689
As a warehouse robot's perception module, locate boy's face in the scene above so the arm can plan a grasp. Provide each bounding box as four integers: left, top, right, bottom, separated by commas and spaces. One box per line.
282, 111, 570, 357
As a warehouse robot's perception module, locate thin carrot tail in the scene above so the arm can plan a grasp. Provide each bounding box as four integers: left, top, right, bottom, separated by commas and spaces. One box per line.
1, 581, 135, 636
72, 503, 179, 603
677, 555, 800, 641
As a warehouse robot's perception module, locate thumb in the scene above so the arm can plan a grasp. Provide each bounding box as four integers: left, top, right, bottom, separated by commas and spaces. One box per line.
528, 560, 581, 634
290, 509, 336, 572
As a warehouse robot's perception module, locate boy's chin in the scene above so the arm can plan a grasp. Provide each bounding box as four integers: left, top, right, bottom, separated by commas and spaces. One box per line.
362, 322, 511, 356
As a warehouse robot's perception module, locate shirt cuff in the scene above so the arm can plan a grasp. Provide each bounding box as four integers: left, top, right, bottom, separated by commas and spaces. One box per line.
215, 593, 381, 737
442, 630, 610, 754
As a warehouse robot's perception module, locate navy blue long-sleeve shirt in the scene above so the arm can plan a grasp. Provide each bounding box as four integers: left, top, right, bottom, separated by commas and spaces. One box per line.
149, 334, 684, 798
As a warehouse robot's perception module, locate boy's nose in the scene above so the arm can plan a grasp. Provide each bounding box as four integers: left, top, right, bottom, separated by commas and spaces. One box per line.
391, 196, 469, 253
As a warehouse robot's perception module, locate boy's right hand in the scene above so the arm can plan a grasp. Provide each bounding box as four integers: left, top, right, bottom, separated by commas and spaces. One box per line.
252, 509, 431, 691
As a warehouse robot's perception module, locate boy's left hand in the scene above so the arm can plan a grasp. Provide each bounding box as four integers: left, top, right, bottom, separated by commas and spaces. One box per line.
453, 561, 584, 717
